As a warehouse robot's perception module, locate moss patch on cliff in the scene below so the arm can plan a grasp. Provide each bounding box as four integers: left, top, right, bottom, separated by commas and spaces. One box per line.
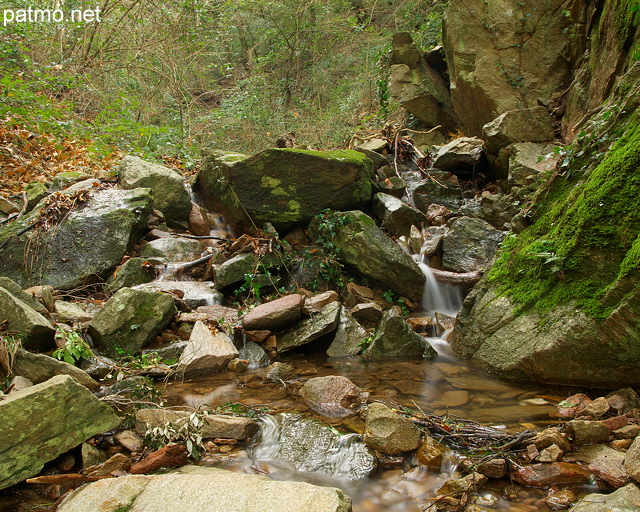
489, 119, 640, 319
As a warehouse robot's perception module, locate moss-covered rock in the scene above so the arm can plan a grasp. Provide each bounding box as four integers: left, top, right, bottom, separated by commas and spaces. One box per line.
117, 156, 191, 224
372, 193, 428, 238
0, 287, 55, 351
106, 257, 158, 292
0, 187, 153, 290
88, 288, 177, 357
310, 211, 425, 302
0, 374, 120, 490
196, 148, 374, 232
452, 117, 640, 386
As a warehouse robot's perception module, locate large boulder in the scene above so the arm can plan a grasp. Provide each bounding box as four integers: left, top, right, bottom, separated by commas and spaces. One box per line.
12, 349, 99, 391
388, 33, 457, 133
413, 172, 464, 213
309, 211, 425, 302
326, 306, 367, 357
363, 309, 437, 361
442, 217, 506, 273
88, 288, 177, 357
276, 301, 341, 353
56, 466, 352, 512
197, 148, 374, 232
117, 156, 191, 224
443, 0, 573, 136
0, 374, 120, 490
451, 121, 640, 387
0, 187, 152, 290
372, 193, 427, 237
0, 287, 55, 351
483, 106, 555, 154
569, 483, 640, 512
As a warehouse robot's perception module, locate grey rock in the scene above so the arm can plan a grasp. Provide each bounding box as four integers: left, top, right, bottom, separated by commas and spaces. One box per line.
57, 465, 352, 512
118, 155, 191, 224
432, 137, 485, 171
624, 437, 640, 483
363, 402, 421, 454
0, 287, 55, 351
570, 483, 640, 512
299, 375, 368, 418
483, 106, 555, 154
80, 355, 118, 380
238, 340, 270, 368
54, 300, 93, 323
277, 301, 341, 353
364, 309, 437, 361
8, 375, 33, 393
88, 288, 177, 357
215, 252, 254, 289
327, 307, 367, 357
106, 257, 158, 292
0, 375, 120, 490
442, 217, 506, 273
176, 321, 238, 377
140, 237, 205, 262
373, 193, 428, 237
12, 348, 99, 391
135, 281, 222, 309
413, 173, 464, 213
0, 277, 48, 315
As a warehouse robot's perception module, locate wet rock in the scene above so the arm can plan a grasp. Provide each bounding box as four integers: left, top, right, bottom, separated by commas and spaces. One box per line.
96, 375, 149, 399
88, 287, 177, 357
118, 155, 191, 224
54, 300, 93, 323
194, 304, 240, 326
551, 393, 592, 419
432, 137, 485, 172
215, 252, 254, 289
514, 462, 592, 488
0, 375, 120, 490
140, 237, 206, 261
135, 409, 258, 440
326, 306, 367, 357
277, 301, 341, 353
437, 473, 488, 499
197, 148, 373, 233
583, 397, 610, 419
57, 465, 353, 512
534, 428, 572, 452
588, 446, 630, 488
238, 340, 270, 368
262, 362, 295, 382
188, 202, 211, 236
570, 483, 640, 511
242, 294, 304, 330
0, 287, 55, 351
302, 290, 339, 315
483, 106, 555, 155
624, 437, 640, 483
363, 309, 437, 361
442, 217, 505, 273
309, 210, 426, 302
539, 444, 564, 462
142, 341, 189, 363
300, 375, 368, 418
176, 321, 238, 377
79, 355, 116, 380
424, 204, 452, 226
115, 430, 144, 452
567, 420, 610, 445
0, 187, 153, 290
373, 193, 427, 238
413, 172, 464, 213
388, 33, 457, 133
477, 458, 506, 479
130, 443, 188, 474
12, 348, 99, 391
349, 302, 384, 324
545, 489, 576, 510
363, 402, 421, 454
255, 413, 376, 481
417, 436, 446, 470
135, 281, 222, 309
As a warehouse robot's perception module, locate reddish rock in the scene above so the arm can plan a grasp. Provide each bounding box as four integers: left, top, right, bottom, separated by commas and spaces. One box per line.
545, 489, 576, 510
601, 415, 629, 432
583, 397, 610, 419
514, 463, 592, 488
195, 304, 240, 326
244, 330, 271, 342
477, 458, 506, 479
87, 453, 132, 477
588, 448, 631, 488
407, 316, 438, 335
242, 294, 303, 330
539, 444, 564, 463
350, 302, 384, 323
344, 282, 374, 308
534, 427, 571, 451
417, 436, 446, 470
188, 203, 211, 236
129, 444, 188, 474
302, 291, 339, 315
550, 393, 591, 419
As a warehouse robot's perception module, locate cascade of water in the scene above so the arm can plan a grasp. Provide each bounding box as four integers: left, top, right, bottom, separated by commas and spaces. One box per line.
413, 245, 463, 317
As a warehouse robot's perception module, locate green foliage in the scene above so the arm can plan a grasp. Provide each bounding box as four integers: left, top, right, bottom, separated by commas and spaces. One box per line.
52, 329, 93, 365
215, 401, 268, 419
381, 289, 410, 315
311, 209, 354, 289
488, 118, 640, 319
358, 330, 376, 351
144, 406, 209, 459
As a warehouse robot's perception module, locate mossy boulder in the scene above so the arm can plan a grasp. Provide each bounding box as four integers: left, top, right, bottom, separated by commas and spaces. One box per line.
0, 287, 55, 351
117, 156, 191, 224
372, 193, 428, 238
309, 211, 425, 302
106, 257, 157, 293
0, 187, 153, 290
0, 374, 120, 490
196, 148, 374, 232
88, 288, 177, 357
452, 118, 640, 386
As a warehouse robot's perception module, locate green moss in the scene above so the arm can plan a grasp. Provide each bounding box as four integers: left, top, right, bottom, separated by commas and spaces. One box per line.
273, 148, 372, 165
261, 176, 281, 188
605, 0, 639, 43
488, 120, 640, 319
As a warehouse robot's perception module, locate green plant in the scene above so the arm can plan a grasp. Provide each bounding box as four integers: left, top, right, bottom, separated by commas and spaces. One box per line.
215, 402, 268, 419
381, 289, 410, 315
144, 405, 209, 459
526, 240, 564, 274
311, 209, 354, 289
358, 331, 376, 351
52, 329, 93, 365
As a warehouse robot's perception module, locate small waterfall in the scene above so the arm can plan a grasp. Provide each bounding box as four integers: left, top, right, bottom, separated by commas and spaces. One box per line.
412, 244, 462, 317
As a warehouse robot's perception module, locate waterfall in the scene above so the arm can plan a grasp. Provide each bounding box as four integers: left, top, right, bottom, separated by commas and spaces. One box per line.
412, 249, 462, 317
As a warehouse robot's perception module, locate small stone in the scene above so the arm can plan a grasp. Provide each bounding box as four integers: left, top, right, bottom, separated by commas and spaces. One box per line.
567, 420, 610, 445
299, 375, 368, 418
527, 444, 540, 461
417, 436, 446, 470
477, 458, 506, 479
550, 393, 591, 419
219, 445, 234, 453
242, 294, 304, 330
302, 291, 339, 315
545, 489, 576, 510
539, 444, 563, 462
437, 472, 488, 496
114, 430, 144, 453
613, 424, 640, 439
227, 358, 249, 372
82, 442, 107, 468
350, 302, 384, 323
88, 453, 132, 476
8, 376, 33, 393
244, 330, 271, 343
611, 439, 634, 450
263, 362, 295, 381
514, 463, 592, 487
606, 388, 640, 414
601, 415, 630, 432
583, 397, 610, 419
534, 427, 572, 451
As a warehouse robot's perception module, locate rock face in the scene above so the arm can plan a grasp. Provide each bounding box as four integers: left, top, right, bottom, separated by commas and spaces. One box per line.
197, 148, 373, 232
388, 32, 457, 133
442, 217, 506, 273
452, 119, 640, 387
363, 309, 436, 361
372, 193, 427, 237
117, 156, 191, 224
56, 466, 352, 512
176, 321, 238, 377
88, 288, 177, 357
363, 402, 421, 454
0, 187, 152, 290
0, 375, 120, 490
443, 0, 573, 136
309, 211, 425, 302
0, 287, 54, 351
